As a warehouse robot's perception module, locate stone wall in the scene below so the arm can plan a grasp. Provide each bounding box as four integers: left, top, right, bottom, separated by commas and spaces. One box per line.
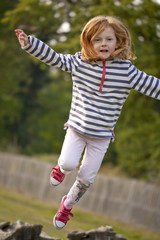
0, 152, 160, 232
0, 220, 127, 240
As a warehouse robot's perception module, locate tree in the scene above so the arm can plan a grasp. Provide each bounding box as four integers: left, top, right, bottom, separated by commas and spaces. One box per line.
0, 0, 52, 151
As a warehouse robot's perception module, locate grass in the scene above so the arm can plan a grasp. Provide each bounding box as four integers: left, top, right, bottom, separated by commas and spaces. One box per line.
0, 185, 160, 240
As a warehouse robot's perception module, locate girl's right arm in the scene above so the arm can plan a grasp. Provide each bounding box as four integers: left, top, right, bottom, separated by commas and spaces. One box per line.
14, 29, 77, 73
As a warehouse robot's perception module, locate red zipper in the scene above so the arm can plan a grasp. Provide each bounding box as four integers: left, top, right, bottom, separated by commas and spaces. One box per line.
99, 60, 106, 91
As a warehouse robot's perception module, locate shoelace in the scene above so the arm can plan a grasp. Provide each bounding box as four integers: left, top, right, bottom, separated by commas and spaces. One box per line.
57, 207, 74, 223
52, 167, 65, 181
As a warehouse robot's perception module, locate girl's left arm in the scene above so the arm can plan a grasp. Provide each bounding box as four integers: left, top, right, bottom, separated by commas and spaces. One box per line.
128, 63, 160, 100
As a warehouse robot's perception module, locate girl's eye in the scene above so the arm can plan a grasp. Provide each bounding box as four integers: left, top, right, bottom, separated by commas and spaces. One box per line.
95, 38, 100, 42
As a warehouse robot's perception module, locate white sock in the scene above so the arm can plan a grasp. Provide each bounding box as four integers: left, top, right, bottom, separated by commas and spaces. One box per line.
64, 197, 73, 210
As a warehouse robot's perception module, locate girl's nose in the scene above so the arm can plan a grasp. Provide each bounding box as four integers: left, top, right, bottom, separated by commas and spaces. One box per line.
101, 39, 107, 46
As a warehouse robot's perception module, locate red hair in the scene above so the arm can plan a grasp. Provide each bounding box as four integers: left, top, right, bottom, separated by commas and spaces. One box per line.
80, 16, 136, 61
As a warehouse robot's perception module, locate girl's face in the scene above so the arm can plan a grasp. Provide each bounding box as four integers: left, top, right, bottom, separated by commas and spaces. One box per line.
92, 26, 118, 60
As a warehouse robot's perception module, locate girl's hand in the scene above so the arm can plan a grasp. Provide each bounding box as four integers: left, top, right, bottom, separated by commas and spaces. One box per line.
14, 29, 29, 48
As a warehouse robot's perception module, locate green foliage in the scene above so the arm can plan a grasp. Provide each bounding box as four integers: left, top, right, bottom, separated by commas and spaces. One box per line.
24, 72, 72, 154
0, 0, 160, 181
115, 92, 160, 182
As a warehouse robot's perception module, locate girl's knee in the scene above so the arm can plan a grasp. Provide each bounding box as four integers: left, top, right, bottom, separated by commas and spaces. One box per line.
60, 161, 78, 172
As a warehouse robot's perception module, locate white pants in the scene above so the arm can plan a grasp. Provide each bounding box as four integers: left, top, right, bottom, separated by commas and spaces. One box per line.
58, 128, 111, 184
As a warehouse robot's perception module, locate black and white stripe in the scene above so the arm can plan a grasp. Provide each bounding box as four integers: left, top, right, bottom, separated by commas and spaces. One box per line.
23, 36, 160, 138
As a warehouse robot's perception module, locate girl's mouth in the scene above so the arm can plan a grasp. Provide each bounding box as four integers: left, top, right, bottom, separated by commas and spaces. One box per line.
100, 50, 108, 53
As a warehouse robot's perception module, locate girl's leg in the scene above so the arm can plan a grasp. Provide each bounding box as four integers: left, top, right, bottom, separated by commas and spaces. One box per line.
50, 128, 86, 186
78, 136, 111, 184
53, 129, 87, 229
65, 137, 111, 208
58, 128, 86, 172
53, 135, 111, 229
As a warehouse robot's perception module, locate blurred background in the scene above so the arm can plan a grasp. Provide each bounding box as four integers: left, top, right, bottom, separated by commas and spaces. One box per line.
0, 0, 160, 183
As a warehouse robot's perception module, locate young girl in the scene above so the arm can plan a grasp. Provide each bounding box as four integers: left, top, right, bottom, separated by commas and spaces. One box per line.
15, 16, 160, 229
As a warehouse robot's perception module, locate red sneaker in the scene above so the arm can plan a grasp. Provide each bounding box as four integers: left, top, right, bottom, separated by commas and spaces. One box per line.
53, 196, 73, 229
50, 165, 65, 186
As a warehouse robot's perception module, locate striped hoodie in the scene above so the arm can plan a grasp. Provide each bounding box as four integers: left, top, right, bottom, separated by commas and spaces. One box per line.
23, 36, 160, 139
